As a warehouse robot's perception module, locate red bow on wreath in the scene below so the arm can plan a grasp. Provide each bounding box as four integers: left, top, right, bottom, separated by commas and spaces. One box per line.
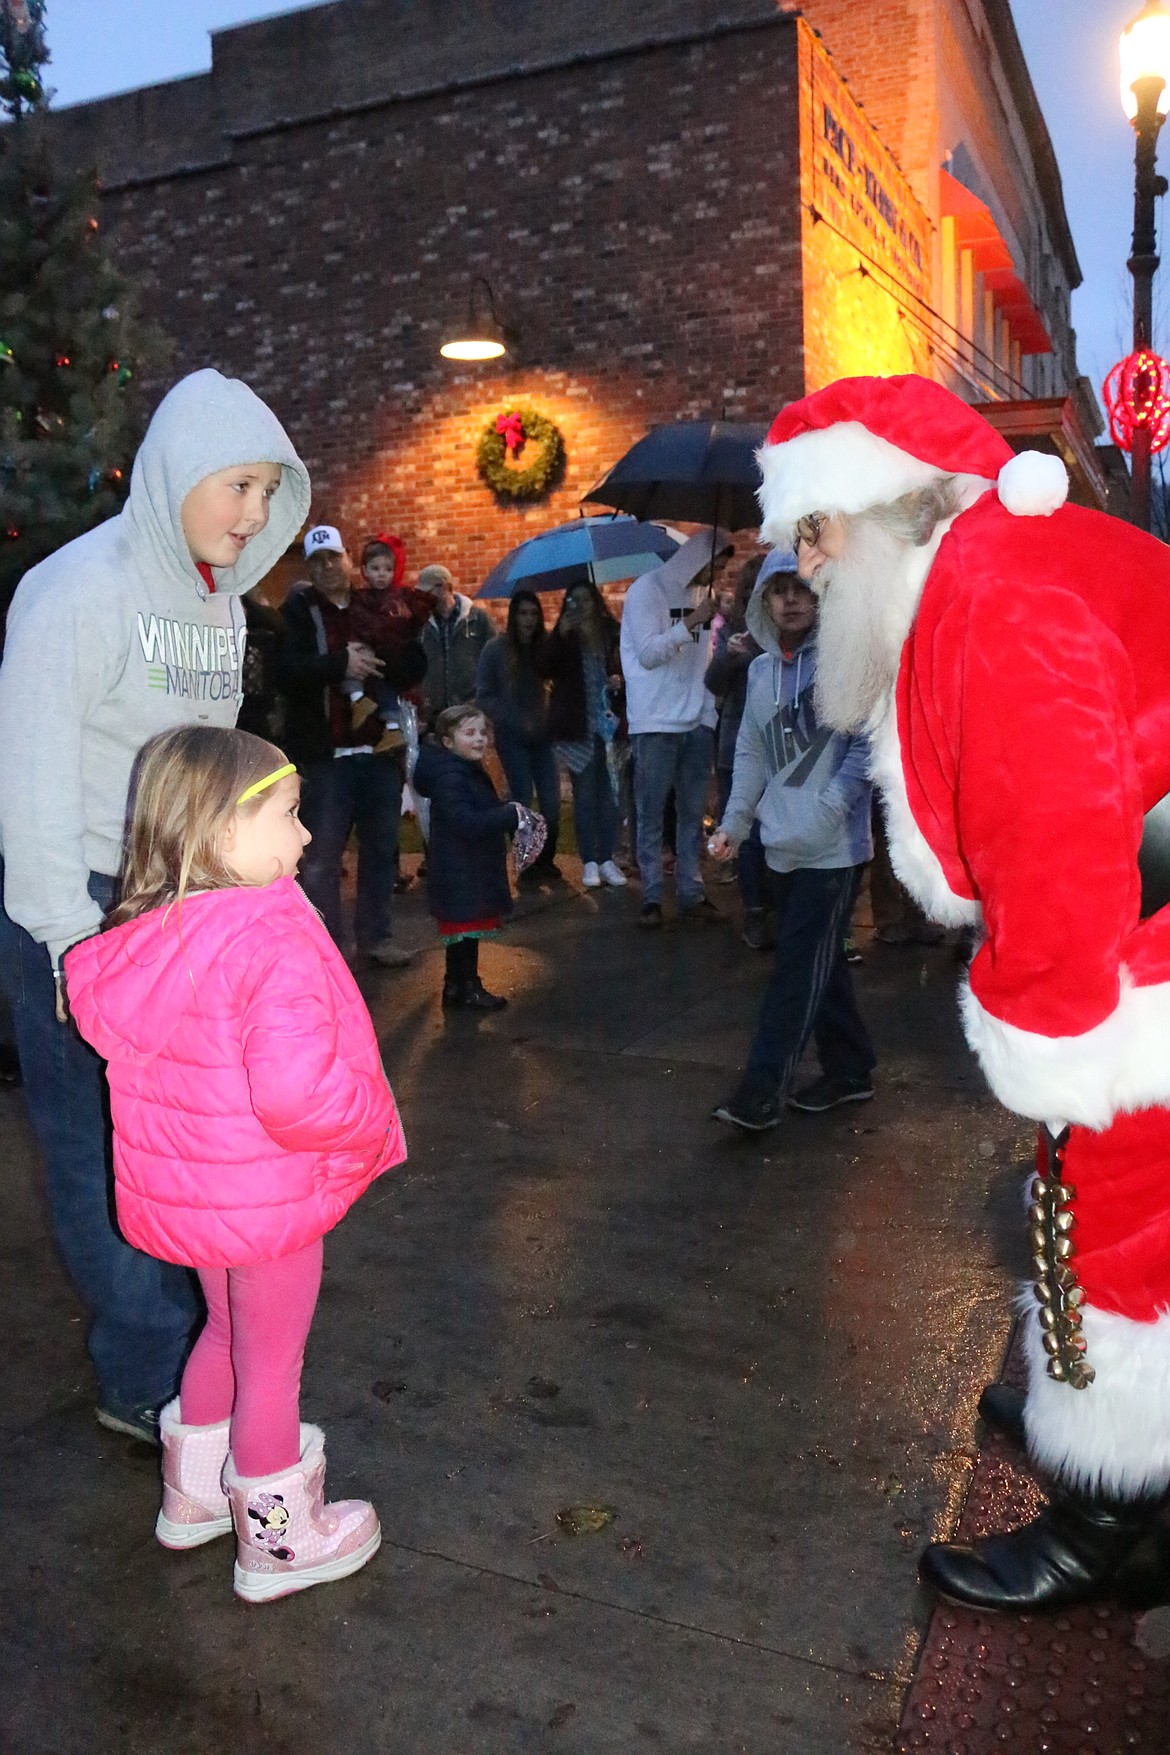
496, 411, 525, 455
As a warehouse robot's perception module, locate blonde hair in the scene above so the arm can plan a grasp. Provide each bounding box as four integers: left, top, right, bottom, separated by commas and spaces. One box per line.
106, 726, 290, 929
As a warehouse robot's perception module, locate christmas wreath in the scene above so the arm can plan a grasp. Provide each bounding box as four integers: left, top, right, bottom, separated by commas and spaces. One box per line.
476, 404, 564, 500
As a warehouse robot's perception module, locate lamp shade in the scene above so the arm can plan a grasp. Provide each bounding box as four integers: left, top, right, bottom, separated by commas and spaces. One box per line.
439, 335, 506, 362
439, 277, 509, 361
1120, 2, 1170, 121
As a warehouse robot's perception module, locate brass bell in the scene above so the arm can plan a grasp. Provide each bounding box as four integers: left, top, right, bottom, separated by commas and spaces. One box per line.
1055, 1264, 1076, 1288
1048, 1357, 1068, 1381
1034, 1279, 1051, 1305
1030, 1177, 1047, 1203
1032, 1252, 1050, 1277
1055, 1236, 1074, 1259
1057, 1182, 1076, 1203
1054, 1210, 1076, 1234
1031, 1225, 1048, 1254
1067, 1285, 1085, 1308
1028, 1201, 1046, 1227
1038, 1307, 1057, 1331
1042, 1331, 1060, 1356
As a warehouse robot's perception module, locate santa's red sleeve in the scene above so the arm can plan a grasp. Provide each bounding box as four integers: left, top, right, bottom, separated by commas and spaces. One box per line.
936, 569, 1170, 1130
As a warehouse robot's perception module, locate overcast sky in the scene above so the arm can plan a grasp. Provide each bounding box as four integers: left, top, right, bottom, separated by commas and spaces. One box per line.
41, 0, 1165, 413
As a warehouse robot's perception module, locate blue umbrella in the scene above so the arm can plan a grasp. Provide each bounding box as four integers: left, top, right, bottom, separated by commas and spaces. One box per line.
477, 514, 681, 599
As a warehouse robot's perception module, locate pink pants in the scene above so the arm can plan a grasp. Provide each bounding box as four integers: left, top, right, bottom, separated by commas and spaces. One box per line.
178, 1238, 323, 1477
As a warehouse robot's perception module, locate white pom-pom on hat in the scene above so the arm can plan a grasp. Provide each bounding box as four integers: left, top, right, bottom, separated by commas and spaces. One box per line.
998, 450, 1069, 517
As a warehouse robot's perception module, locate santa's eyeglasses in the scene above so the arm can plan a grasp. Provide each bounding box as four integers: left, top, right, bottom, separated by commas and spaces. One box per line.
794, 512, 829, 549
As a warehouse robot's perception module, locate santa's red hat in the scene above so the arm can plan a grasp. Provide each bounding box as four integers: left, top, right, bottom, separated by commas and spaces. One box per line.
756, 374, 1069, 542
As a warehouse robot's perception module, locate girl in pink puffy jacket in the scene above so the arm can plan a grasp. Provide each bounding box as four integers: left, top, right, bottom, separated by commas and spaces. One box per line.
66, 725, 406, 1604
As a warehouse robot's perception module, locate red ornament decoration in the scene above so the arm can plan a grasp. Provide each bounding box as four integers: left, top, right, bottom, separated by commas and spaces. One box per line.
55, 354, 70, 367
1103, 348, 1170, 455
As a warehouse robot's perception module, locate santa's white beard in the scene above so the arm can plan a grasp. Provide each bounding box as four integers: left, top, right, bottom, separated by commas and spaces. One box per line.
812, 521, 924, 733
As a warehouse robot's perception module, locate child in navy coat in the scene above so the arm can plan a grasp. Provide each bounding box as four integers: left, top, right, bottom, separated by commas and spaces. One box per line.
411, 704, 519, 1010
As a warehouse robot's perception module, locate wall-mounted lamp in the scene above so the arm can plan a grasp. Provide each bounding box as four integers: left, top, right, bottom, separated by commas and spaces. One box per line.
439, 276, 514, 361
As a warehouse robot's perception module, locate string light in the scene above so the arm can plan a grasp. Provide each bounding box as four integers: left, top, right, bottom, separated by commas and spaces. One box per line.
1103, 348, 1170, 453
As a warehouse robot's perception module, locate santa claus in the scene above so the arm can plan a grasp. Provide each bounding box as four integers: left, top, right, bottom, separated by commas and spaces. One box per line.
757, 373, 1170, 1613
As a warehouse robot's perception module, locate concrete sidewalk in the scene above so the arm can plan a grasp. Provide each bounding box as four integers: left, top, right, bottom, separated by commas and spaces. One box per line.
0, 866, 1030, 1754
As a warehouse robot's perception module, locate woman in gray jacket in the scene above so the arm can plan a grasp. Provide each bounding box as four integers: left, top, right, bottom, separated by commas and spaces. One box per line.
708, 556, 875, 1133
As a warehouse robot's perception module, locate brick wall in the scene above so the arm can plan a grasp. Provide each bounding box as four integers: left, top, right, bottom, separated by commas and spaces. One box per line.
93, 20, 806, 590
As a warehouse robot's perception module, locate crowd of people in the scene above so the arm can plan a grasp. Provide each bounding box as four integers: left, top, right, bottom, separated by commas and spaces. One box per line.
11, 362, 1127, 1629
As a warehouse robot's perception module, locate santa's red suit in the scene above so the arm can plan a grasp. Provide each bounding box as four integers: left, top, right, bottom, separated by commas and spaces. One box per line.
758, 375, 1170, 1542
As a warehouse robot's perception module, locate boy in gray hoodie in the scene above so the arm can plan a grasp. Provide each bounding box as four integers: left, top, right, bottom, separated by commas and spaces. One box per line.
709, 550, 875, 1132
0, 369, 310, 1441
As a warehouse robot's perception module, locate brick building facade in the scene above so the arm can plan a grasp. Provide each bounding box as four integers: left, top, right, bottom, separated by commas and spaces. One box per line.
45, 0, 1102, 590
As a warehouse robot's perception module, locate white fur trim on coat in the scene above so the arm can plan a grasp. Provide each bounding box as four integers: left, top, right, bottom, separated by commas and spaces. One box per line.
997, 450, 1069, 518
757, 423, 945, 546
870, 696, 983, 929
960, 973, 1170, 1131
1022, 1301, 1170, 1495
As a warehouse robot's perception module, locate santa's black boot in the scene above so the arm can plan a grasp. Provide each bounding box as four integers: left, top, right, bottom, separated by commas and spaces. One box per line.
919, 1484, 1170, 1612
977, 1381, 1027, 1450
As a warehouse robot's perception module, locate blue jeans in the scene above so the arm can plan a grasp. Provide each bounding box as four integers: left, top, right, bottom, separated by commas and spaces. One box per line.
631, 727, 714, 906
0, 870, 200, 1410
716, 766, 767, 912
299, 752, 403, 950
740, 865, 875, 1100
494, 728, 560, 858
568, 736, 618, 865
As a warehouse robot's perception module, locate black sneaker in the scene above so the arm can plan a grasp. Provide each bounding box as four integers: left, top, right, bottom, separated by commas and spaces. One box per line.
787, 1074, 874, 1113
711, 1092, 782, 1132
680, 896, 721, 925
742, 908, 769, 951
638, 902, 664, 930
95, 1403, 162, 1446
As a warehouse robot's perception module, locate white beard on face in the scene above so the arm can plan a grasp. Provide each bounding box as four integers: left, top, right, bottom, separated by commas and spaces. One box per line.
811, 519, 925, 733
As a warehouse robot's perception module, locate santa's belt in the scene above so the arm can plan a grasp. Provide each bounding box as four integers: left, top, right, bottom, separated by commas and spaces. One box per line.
1030, 1126, 1094, 1390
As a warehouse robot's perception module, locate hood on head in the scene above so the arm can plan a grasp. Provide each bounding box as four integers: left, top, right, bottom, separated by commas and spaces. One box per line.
745, 547, 810, 655
126, 368, 312, 597
642, 527, 734, 594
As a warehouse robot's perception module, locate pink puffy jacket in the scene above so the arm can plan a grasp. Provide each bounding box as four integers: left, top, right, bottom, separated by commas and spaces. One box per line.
65, 877, 405, 1268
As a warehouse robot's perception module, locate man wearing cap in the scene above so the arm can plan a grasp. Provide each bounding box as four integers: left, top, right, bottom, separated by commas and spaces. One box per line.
280, 524, 422, 966
416, 563, 494, 730
757, 372, 1170, 1612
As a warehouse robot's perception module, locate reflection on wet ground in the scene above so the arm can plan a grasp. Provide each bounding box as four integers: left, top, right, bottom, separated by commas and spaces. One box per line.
2, 860, 1045, 1752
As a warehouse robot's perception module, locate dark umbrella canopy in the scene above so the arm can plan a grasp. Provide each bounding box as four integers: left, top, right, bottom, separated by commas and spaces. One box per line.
583, 420, 769, 530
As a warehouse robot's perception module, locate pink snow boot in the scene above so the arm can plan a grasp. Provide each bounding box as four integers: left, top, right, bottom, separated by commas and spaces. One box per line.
224, 1425, 381, 1604
154, 1397, 233, 1550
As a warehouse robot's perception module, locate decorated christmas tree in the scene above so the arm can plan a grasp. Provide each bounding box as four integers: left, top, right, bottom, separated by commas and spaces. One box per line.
0, 1, 163, 612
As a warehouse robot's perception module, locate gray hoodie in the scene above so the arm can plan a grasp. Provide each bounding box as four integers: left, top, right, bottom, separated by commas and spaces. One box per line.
620, 529, 731, 735
719, 579, 873, 874
0, 369, 311, 965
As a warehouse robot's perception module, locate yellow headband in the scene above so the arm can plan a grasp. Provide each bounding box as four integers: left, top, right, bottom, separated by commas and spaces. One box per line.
237, 763, 296, 805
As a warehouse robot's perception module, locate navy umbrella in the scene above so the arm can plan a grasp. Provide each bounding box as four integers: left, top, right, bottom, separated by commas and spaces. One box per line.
477, 514, 681, 600
582, 420, 769, 531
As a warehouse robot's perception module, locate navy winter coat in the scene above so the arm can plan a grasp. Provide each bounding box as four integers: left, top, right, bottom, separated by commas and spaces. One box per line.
411, 740, 517, 925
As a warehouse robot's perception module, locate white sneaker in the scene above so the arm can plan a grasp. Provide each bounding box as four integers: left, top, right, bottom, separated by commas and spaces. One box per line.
598, 860, 628, 887
581, 861, 602, 888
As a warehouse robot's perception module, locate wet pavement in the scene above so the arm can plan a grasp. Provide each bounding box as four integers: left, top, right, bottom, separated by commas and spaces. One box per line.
0, 857, 1100, 1753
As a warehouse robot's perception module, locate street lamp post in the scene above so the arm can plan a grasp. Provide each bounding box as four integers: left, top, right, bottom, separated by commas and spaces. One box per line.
1121, 3, 1170, 529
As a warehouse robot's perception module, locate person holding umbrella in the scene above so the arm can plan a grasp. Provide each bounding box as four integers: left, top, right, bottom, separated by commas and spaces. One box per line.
620, 529, 733, 927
